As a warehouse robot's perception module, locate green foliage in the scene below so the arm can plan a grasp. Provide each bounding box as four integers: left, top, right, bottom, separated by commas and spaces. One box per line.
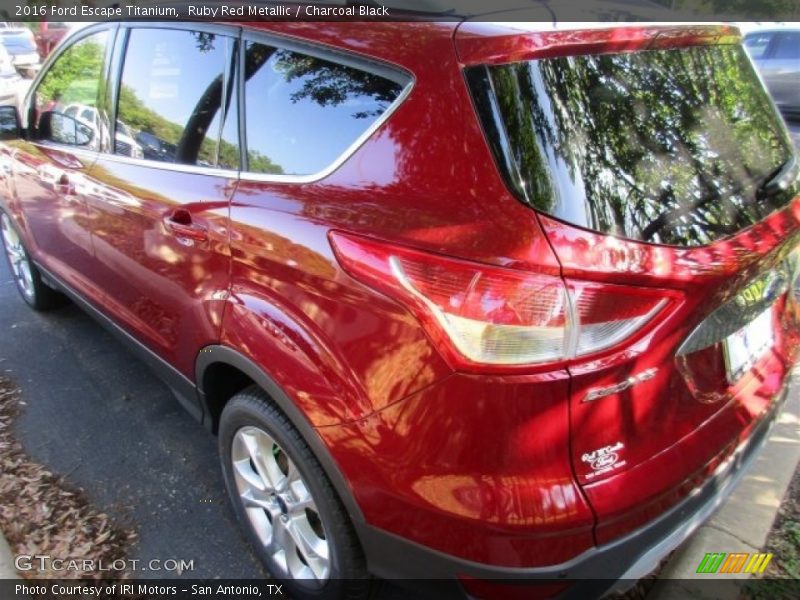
675, 0, 799, 18
273, 49, 400, 119
38, 39, 104, 106
117, 85, 181, 146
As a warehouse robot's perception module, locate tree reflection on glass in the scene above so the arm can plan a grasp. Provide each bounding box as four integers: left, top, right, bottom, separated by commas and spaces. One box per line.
485, 44, 797, 247
243, 42, 404, 175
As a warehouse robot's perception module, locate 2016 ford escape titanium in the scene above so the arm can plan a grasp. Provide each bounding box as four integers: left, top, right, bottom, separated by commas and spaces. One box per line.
0, 17, 798, 600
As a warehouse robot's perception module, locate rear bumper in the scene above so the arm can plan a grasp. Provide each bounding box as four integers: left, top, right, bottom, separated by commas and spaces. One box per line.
359, 381, 790, 599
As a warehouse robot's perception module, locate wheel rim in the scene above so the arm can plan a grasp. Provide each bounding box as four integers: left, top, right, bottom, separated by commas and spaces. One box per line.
1, 213, 34, 301
231, 426, 330, 585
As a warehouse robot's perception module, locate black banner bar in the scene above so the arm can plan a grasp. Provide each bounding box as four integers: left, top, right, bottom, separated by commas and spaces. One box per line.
3, 578, 800, 600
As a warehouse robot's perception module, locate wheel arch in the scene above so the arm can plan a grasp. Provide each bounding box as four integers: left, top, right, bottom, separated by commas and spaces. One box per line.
196, 344, 366, 526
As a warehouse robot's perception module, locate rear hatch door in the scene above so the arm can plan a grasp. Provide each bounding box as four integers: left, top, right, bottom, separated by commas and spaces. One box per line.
459, 23, 800, 540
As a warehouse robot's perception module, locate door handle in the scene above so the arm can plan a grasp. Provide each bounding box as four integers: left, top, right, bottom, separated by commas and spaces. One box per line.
163, 209, 208, 242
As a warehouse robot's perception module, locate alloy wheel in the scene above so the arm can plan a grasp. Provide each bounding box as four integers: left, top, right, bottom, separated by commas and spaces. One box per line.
231, 426, 330, 585
1, 213, 34, 301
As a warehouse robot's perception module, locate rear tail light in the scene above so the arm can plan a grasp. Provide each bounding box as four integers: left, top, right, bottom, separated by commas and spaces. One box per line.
330, 232, 674, 371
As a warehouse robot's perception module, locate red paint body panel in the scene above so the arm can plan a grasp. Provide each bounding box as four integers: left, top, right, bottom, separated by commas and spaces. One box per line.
5, 141, 105, 305
84, 159, 234, 377
316, 370, 596, 567
455, 23, 742, 66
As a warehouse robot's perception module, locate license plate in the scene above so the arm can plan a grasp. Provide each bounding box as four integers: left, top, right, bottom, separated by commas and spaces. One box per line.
722, 308, 774, 383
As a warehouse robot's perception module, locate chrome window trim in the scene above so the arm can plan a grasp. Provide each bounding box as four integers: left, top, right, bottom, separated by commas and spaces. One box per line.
32, 142, 239, 180
93, 149, 241, 179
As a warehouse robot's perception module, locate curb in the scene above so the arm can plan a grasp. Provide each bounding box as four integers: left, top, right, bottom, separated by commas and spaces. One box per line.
648, 377, 800, 600
0, 530, 17, 579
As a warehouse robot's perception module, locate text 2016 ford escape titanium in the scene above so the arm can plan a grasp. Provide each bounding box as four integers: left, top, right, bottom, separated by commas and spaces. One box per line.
0, 18, 798, 600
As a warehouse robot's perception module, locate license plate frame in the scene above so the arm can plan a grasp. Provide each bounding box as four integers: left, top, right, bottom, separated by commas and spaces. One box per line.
722, 307, 775, 384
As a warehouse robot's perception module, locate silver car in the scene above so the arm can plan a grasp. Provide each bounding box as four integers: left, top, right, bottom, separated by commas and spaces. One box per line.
745, 28, 800, 120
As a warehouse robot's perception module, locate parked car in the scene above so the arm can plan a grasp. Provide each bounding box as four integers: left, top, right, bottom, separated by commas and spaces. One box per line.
135, 130, 178, 162
1, 18, 799, 600
0, 43, 21, 104
745, 27, 800, 120
62, 103, 143, 158
33, 21, 72, 58
0, 25, 40, 75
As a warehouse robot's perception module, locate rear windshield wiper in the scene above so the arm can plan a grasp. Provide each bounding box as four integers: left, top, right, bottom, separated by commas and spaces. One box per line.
757, 155, 799, 199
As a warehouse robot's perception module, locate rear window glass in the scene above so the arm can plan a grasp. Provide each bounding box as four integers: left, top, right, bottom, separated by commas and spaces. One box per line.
467, 44, 797, 247
772, 32, 800, 60
243, 41, 406, 176
744, 32, 773, 59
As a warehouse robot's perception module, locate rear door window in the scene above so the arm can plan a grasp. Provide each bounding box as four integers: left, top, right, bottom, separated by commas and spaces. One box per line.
115, 28, 238, 168
242, 41, 407, 176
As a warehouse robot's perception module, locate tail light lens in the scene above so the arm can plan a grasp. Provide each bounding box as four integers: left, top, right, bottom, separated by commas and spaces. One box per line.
330, 232, 674, 371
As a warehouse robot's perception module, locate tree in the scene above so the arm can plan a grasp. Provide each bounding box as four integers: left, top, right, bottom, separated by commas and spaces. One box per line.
38, 38, 105, 106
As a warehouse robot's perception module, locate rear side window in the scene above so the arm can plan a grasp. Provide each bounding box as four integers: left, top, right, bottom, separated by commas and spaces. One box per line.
467, 44, 797, 247
242, 41, 406, 176
33, 30, 108, 148
772, 32, 800, 60
116, 28, 238, 168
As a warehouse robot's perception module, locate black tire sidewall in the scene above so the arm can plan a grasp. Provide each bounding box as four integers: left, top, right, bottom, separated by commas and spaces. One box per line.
218, 392, 358, 600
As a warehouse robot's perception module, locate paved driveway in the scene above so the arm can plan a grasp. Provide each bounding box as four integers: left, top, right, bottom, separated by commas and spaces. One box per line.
0, 256, 266, 579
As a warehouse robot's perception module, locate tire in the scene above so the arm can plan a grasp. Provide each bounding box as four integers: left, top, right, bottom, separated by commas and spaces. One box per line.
219, 386, 372, 600
0, 211, 66, 311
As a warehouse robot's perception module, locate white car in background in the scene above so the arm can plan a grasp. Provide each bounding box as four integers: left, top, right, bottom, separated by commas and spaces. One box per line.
0, 44, 21, 105
0, 25, 40, 75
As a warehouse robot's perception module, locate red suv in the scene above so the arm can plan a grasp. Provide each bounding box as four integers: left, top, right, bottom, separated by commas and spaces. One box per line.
0, 18, 798, 600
